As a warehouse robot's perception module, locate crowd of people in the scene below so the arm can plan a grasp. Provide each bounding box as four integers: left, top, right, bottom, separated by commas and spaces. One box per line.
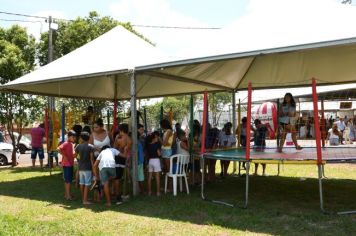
28, 114, 270, 207
28, 92, 356, 206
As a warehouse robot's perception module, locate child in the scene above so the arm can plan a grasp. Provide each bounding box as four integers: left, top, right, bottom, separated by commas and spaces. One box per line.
328, 123, 340, 146
113, 130, 128, 205
118, 123, 132, 198
93, 145, 119, 207
58, 130, 76, 200
75, 131, 94, 205
146, 132, 162, 196
253, 119, 268, 176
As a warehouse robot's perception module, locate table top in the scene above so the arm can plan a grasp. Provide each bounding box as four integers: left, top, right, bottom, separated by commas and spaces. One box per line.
203, 147, 356, 163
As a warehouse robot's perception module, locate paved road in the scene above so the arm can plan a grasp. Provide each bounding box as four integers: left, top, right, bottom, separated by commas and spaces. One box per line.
2, 151, 55, 167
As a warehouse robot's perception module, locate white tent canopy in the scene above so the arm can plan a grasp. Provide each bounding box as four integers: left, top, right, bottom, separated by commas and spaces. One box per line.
3, 27, 356, 99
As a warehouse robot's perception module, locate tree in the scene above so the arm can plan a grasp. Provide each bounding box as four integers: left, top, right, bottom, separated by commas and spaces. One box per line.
0, 25, 44, 166
206, 92, 232, 127
144, 96, 190, 130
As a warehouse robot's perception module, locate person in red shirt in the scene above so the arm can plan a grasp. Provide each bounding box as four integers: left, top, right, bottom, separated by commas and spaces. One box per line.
30, 122, 45, 168
58, 130, 76, 200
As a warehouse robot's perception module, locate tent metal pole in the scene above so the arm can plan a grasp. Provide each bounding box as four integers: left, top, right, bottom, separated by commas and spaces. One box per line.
244, 161, 250, 208
130, 70, 139, 196
61, 104, 65, 143
189, 95, 194, 184
113, 76, 118, 132
160, 104, 163, 137
143, 107, 148, 136
321, 99, 326, 148
232, 90, 237, 174
312, 78, 325, 213
318, 164, 325, 213
237, 99, 242, 176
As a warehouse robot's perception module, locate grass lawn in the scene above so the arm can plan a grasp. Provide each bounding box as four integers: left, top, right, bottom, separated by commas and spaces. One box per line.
1, 163, 356, 235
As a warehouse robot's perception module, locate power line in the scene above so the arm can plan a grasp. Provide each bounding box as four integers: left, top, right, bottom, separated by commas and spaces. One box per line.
0, 11, 71, 22
0, 18, 43, 23
0, 11, 47, 19
0, 10, 221, 30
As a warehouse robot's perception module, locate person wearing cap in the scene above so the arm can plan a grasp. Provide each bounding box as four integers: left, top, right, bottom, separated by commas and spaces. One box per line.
58, 130, 77, 201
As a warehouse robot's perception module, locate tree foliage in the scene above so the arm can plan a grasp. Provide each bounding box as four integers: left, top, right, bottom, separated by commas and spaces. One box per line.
0, 25, 44, 166
144, 96, 190, 130
37, 11, 150, 65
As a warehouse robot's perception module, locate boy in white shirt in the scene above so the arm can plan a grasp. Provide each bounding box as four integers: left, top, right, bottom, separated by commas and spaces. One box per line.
93, 145, 119, 207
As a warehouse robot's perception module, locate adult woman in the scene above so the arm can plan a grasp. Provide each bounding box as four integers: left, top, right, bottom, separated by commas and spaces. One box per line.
278, 93, 302, 152
89, 118, 112, 157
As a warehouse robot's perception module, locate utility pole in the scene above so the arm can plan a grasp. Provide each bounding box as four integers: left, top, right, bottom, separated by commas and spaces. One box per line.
48, 16, 53, 63
47, 15, 55, 168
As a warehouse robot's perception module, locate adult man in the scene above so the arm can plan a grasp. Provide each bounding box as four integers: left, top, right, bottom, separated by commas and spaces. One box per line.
31, 122, 45, 168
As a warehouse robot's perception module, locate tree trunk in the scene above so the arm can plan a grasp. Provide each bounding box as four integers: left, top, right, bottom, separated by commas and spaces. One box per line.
11, 149, 18, 167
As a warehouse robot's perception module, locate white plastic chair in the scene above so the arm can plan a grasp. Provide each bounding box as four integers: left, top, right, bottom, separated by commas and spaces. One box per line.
164, 154, 190, 196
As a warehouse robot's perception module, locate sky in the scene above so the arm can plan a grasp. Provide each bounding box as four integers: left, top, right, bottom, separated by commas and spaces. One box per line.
1, 0, 356, 58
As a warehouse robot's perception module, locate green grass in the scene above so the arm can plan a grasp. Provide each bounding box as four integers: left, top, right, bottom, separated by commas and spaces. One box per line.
1, 163, 356, 235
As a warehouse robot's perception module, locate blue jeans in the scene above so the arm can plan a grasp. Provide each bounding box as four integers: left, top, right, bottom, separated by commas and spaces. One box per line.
31, 147, 45, 160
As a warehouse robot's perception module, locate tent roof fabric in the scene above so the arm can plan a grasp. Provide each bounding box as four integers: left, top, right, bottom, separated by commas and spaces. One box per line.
3, 28, 356, 99
1, 26, 169, 100
137, 36, 356, 92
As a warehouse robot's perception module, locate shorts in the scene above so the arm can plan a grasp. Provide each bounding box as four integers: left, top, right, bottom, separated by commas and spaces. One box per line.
329, 138, 339, 146
63, 166, 74, 183
137, 164, 144, 181
79, 170, 92, 186
161, 148, 172, 158
99, 168, 116, 184
31, 147, 45, 160
115, 156, 126, 180
148, 158, 161, 172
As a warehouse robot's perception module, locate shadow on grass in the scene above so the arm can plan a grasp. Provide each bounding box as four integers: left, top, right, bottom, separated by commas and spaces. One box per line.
1, 167, 356, 235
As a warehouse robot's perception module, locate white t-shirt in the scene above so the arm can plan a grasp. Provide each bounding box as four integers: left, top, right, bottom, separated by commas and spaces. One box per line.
218, 132, 236, 148
177, 140, 189, 155
97, 148, 119, 170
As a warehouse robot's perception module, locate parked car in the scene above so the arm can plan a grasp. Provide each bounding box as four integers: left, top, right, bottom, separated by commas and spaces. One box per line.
5, 132, 32, 154
0, 142, 20, 166
13, 132, 32, 154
